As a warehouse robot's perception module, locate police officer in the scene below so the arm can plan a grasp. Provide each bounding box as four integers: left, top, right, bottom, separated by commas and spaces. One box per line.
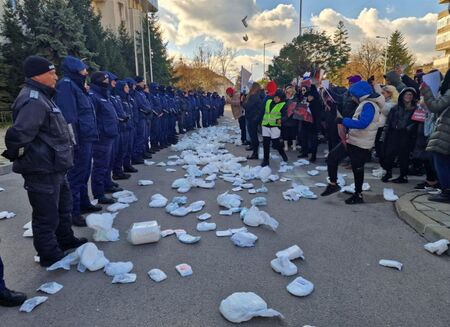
89, 72, 119, 204
0, 255, 27, 307
147, 82, 162, 152
116, 80, 136, 173
56, 56, 101, 227
3, 55, 87, 267
131, 76, 152, 164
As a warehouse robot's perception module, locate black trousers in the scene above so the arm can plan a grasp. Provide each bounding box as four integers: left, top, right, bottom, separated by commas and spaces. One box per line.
327, 142, 370, 194
300, 121, 318, 158
0, 255, 4, 290
384, 129, 412, 177
23, 173, 75, 261
247, 120, 259, 153
263, 136, 287, 162
238, 116, 247, 143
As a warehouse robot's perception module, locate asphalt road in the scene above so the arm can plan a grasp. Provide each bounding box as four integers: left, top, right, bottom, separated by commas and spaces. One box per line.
0, 110, 449, 327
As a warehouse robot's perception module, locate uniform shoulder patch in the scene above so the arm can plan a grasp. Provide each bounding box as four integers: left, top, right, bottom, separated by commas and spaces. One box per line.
29, 90, 39, 99
63, 78, 71, 82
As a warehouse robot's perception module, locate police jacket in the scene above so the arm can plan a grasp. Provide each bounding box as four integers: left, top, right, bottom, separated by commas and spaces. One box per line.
3, 79, 74, 175
133, 87, 152, 120
56, 59, 98, 143
89, 84, 119, 138
110, 92, 128, 132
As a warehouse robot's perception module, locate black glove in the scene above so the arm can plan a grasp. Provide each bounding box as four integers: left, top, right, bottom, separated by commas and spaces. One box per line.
2, 149, 15, 162
336, 117, 343, 124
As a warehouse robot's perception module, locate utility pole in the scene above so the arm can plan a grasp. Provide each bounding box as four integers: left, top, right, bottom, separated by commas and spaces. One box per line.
376, 35, 389, 77
147, 13, 154, 83
141, 13, 147, 83
263, 41, 276, 78
130, 7, 139, 76
299, 0, 303, 36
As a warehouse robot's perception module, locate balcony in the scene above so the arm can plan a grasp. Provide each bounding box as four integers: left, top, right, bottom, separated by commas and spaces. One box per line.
436, 39, 450, 51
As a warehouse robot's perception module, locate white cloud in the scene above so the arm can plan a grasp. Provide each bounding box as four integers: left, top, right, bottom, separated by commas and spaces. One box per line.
386, 5, 396, 14
311, 8, 439, 64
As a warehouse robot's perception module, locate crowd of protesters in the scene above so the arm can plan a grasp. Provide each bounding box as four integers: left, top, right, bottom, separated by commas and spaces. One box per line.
227, 66, 450, 206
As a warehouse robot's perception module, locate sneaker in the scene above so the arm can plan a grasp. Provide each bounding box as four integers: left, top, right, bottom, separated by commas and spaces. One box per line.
72, 215, 87, 227
345, 193, 364, 205
60, 237, 88, 252
414, 182, 440, 190
428, 190, 450, 204
392, 176, 408, 184
0, 288, 27, 307
321, 184, 341, 197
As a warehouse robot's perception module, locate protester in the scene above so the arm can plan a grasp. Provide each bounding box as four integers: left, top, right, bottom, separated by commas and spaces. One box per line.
281, 86, 298, 151
321, 80, 384, 204
226, 87, 246, 145
420, 70, 450, 203
376, 85, 399, 166
381, 88, 418, 183
321, 87, 340, 153
243, 82, 264, 159
56, 56, 101, 227
3, 55, 87, 266
261, 89, 288, 167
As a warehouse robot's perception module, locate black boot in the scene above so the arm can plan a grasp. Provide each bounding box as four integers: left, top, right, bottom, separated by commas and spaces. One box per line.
105, 186, 123, 193
80, 204, 102, 214
112, 173, 131, 180
60, 237, 88, 252
72, 215, 87, 227
124, 166, 138, 173
321, 183, 341, 196
247, 151, 258, 160
97, 196, 116, 204
0, 288, 27, 307
381, 171, 392, 183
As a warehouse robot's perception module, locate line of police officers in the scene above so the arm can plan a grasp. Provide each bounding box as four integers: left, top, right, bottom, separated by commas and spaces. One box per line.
0, 55, 225, 307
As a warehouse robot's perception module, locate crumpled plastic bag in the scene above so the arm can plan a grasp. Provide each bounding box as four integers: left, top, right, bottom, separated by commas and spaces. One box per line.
217, 192, 242, 209
19, 296, 48, 313
170, 206, 192, 217
424, 239, 450, 255
172, 196, 188, 205
283, 184, 317, 201
86, 213, 119, 242
196, 222, 216, 232
242, 206, 279, 231
112, 273, 136, 284
175, 263, 193, 277
0, 211, 16, 219
379, 259, 403, 271
118, 194, 138, 204
251, 197, 267, 207
138, 180, 154, 186
276, 245, 305, 260
23, 227, 33, 238
271, 256, 298, 276
197, 213, 212, 221
219, 292, 284, 323
171, 178, 192, 193
383, 188, 399, 202
340, 183, 370, 194
231, 231, 258, 247
205, 174, 217, 181
112, 190, 134, 199
148, 269, 167, 282
177, 233, 201, 244
149, 194, 168, 208
255, 186, 268, 193
144, 160, 155, 166
106, 202, 129, 212
77, 243, 110, 272
104, 262, 133, 277
37, 282, 63, 295
287, 277, 314, 297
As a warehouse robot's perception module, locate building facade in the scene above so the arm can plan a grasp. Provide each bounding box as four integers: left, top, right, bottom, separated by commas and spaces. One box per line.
435, 0, 450, 73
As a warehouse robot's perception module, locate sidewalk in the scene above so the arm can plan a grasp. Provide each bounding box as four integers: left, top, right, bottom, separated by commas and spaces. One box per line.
396, 191, 450, 250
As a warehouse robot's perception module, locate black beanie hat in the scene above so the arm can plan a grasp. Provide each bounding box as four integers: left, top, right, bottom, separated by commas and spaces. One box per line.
91, 71, 109, 86
274, 89, 285, 100
23, 55, 55, 78
135, 76, 144, 83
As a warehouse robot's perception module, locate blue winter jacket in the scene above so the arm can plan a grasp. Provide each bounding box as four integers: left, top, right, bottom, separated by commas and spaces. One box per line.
89, 84, 119, 138
344, 81, 376, 130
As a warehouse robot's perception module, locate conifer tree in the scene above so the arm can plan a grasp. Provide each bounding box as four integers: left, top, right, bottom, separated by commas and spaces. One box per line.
333, 21, 351, 68
386, 30, 415, 73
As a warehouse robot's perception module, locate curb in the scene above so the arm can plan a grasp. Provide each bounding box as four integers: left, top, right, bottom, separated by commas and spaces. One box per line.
0, 163, 12, 176
396, 191, 450, 256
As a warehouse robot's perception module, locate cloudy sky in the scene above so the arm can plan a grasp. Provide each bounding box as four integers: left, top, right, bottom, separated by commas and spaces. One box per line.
158, 0, 443, 80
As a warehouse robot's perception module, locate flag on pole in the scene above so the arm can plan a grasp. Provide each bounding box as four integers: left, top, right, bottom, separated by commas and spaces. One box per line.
240, 66, 252, 93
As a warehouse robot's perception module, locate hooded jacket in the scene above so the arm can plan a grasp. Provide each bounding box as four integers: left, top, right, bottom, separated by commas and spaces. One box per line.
56, 56, 98, 143
385, 87, 418, 131
346, 81, 384, 149
385, 70, 406, 93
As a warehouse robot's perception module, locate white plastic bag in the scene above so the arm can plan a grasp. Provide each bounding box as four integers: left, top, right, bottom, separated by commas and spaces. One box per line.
219, 292, 284, 323
118, 194, 138, 204
424, 239, 450, 255
19, 296, 48, 313
276, 245, 305, 260
217, 192, 242, 209
77, 243, 109, 272
197, 213, 212, 221
37, 282, 63, 295
188, 200, 205, 212
127, 221, 160, 245
112, 190, 134, 199
170, 206, 192, 217
104, 262, 133, 277
149, 194, 168, 208
231, 231, 258, 247
177, 233, 201, 244
138, 180, 154, 186
243, 206, 279, 231
106, 202, 129, 212
112, 273, 136, 284
270, 256, 298, 276
251, 197, 267, 207
86, 213, 119, 242
383, 188, 399, 202
287, 277, 314, 297
175, 263, 193, 277
148, 269, 167, 282
379, 259, 403, 271
0, 211, 15, 219
196, 222, 217, 232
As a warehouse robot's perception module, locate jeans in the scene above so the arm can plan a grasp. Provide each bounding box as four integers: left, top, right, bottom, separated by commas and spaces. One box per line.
433, 152, 450, 189
327, 142, 370, 194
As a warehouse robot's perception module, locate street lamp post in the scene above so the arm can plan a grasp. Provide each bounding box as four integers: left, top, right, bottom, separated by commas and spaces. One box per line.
147, 13, 154, 83
377, 35, 389, 76
299, 0, 303, 36
263, 41, 276, 78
